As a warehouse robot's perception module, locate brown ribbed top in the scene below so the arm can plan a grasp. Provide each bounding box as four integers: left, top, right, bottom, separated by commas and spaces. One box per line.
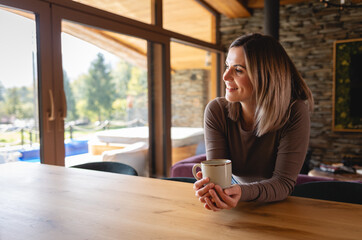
204, 97, 310, 202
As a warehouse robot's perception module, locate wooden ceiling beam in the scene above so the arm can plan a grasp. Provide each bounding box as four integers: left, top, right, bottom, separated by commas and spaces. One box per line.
63, 22, 148, 69
246, 0, 310, 9
195, 0, 220, 16
201, 0, 312, 18
203, 0, 251, 18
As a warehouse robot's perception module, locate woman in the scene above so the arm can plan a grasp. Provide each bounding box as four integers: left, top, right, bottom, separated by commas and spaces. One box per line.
193, 33, 314, 211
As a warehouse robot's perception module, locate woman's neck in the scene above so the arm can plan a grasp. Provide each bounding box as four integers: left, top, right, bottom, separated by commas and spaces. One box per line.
240, 102, 256, 131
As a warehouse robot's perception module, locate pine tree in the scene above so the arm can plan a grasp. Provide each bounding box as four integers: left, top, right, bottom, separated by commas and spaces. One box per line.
84, 53, 115, 122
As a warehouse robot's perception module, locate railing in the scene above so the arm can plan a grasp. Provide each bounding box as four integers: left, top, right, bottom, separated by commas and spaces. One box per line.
0, 126, 39, 148
0, 118, 147, 147
66, 118, 147, 139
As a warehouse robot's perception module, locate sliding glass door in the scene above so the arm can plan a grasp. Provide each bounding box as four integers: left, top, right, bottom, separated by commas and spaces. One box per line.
0, 6, 39, 164
0, 0, 170, 176
0, 0, 55, 165
50, 3, 167, 176
0, 0, 222, 177
59, 19, 149, 176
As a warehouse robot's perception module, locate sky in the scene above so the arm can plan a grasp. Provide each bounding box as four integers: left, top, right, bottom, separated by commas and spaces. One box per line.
0, 8, 118, 89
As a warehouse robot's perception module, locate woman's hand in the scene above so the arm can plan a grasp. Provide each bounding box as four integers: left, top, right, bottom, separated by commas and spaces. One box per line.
193, 171, 215, 202
193, 171, 242, 211
204, 184, 241, 211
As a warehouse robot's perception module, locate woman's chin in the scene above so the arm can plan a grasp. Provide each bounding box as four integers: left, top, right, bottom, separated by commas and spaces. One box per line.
225, 94, 239, 103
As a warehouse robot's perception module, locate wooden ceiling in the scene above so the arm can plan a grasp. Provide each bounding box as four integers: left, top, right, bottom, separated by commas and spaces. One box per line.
202, 0, 310, 18
66, 0, 314, 70
5, 0, 317, 71
71, 0, 215, 71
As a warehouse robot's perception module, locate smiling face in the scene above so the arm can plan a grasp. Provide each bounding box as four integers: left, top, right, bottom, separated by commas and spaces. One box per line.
224, 47, 255, 106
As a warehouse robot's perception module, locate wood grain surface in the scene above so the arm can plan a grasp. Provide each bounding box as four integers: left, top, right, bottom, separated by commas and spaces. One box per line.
1, 162, 361, 240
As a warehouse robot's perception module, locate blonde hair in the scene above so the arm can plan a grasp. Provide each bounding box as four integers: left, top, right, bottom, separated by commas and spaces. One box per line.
227, 33, 313, 136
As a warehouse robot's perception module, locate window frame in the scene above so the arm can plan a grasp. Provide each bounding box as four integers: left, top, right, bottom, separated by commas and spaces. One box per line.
1, 0, 224, 176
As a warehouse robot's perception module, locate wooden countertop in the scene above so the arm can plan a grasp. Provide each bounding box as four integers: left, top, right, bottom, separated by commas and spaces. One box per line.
1, 162, 362, 240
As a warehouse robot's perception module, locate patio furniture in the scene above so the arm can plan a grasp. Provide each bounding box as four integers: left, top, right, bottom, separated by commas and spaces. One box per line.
101, 142, 149, 177
92, 126, 204, 165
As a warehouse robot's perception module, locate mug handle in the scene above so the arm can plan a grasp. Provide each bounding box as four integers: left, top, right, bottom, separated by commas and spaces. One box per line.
192, 164, 202, 180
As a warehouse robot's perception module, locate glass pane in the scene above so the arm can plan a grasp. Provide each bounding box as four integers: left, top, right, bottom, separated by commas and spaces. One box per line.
163, 0, 215, 43
0, 7, 40, 164
72, 0, 151, 24
170, 41, 217, 165
61, 20, 149, 176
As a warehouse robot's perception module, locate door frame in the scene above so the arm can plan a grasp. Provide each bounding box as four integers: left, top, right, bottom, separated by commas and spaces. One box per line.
0, 0, 57, 164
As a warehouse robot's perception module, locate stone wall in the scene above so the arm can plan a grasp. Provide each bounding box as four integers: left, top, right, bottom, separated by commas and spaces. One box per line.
171, 69, 209, 127
219, 1, 362, 164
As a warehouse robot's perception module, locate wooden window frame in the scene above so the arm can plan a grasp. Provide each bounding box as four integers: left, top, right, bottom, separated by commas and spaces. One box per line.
1, 0, 224, 176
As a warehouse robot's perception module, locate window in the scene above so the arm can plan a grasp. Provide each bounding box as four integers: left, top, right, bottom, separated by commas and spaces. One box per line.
170, 41, 218, 165
0, 0, 222, 177
0, 7, 40, 164
61, 20, 149, 175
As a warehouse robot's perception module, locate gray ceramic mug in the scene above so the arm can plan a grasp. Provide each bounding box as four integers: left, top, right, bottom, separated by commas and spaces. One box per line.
192, 159, 232, 189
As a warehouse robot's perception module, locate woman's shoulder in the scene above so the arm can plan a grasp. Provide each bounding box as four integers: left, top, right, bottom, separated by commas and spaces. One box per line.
290, 99, 310, 116
282, 100, 310, 131
206, 97, 228, 112
205, 97, 229, 121
207, 97, 228, 107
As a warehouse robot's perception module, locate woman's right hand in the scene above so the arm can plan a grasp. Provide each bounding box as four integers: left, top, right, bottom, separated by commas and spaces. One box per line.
193, 171, 215, 204
193, 171, 242, 211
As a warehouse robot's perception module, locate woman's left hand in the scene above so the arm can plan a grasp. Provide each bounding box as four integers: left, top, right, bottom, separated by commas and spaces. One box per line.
202, 184, 242, 211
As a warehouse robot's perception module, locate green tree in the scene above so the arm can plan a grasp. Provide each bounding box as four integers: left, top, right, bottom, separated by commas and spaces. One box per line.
112, 98, 127, 120
18, 86, 31, 103
126, 66, 148, 122
5, 87, 21, 116
63, 71, 78, 121
71, 74, 88, 121
111, 59, 133, 120
0, 81, 5, 102
127, 67, 147, 97
18, 102, 34, 119
112, 59, 132, 99
4, 87, 34, 119
83, 53, 115, 122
